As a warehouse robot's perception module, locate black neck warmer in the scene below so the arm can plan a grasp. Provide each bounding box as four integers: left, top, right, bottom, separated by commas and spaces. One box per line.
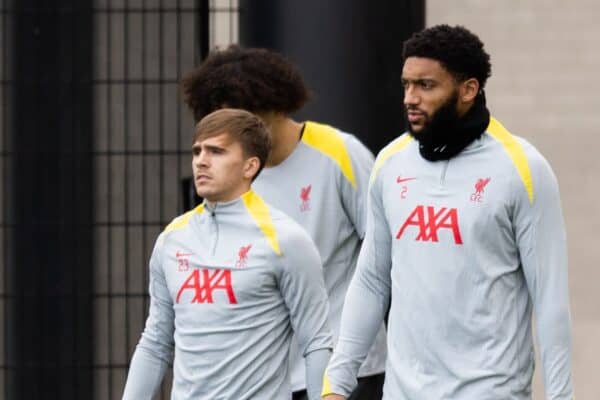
412, 92, 490, 162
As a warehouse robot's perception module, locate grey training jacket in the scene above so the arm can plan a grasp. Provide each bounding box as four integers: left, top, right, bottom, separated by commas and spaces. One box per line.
253, 121, 387, 391
123, 190, 333, 399
323, 117, 573, 400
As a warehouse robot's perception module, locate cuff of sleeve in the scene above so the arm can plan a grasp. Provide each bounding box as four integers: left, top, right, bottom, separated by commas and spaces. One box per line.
303, 333, 334, 357
321, 369, 352, 398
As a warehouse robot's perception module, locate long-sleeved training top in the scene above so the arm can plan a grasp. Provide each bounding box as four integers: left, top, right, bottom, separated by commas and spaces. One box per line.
323, 117, 573, 399
122, 190, 333, 400
252, 121, 387, 391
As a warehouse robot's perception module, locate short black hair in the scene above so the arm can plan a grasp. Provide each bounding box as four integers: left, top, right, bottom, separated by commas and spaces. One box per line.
403, 25, 492, 89
182, 45, 310, 122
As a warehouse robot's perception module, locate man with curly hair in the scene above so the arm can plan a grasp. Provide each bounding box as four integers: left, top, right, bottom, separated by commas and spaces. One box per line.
181, 47, 387, 399
322, 25, 573, 399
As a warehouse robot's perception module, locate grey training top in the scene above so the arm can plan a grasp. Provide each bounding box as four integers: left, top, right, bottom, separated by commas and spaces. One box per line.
253, 121, 387, 391
323, 117, 573, 399
123, 190, 333, 400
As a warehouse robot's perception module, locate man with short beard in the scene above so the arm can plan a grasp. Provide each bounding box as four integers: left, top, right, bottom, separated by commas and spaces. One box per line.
322, 25, 573, 400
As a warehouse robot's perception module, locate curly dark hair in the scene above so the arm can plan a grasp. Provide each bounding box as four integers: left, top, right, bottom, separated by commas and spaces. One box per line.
182, 45, 310, 122
402, 25, 492, 89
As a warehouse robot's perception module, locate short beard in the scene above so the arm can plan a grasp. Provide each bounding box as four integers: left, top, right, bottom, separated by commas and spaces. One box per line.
406, 90, 460, 147
405, 90, 490, 161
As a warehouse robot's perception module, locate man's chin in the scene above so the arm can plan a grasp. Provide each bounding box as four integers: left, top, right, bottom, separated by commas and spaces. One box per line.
407, 124, 424, 136
195, 187, 211, 200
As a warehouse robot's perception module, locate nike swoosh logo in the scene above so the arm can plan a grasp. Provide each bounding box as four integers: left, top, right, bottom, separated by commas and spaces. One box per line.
396, 176, 416, 183
176, 251, 193, 257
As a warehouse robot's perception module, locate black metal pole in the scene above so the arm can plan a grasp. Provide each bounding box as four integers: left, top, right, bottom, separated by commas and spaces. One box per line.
239, 0, 425, 154
9, 0, 94, 398
182, 0, 210, 211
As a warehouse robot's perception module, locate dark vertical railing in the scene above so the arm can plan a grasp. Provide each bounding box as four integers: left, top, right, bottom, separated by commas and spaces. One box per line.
104, 0, 114, 395
197, 0, 209, 61
0, 1, 218, 398
91, 1, 208, 398
1, 1, 14, 398
140, 0, 149, 344
71, 2, 95, 395
9, 0, 94, 398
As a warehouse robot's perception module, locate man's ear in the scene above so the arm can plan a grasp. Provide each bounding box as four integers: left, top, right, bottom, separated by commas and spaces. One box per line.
459, 78, 480, 103
243, 156, 261, 180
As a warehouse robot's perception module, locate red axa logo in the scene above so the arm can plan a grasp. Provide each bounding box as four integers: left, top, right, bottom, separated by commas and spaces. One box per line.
300, 185, 312, 212
396, 205, 463, 244
236, 244, 252, 268
176, 269, 237, 304
470, 177, 491, 202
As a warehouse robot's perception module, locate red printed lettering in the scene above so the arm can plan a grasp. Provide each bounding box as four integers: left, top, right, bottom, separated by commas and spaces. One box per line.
396, 205, 463, 244
176, 269, 238, 304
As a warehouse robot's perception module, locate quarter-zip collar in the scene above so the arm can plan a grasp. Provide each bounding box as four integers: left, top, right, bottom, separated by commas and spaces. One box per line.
202, 191, 254, 256
203, 190, 253, 216
196, 190, 282, 257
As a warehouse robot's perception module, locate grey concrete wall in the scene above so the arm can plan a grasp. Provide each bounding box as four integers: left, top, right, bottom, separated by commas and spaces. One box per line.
427, 1, 600, 398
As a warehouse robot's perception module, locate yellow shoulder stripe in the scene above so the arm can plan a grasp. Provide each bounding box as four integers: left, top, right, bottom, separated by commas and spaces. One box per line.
321, 370, 333, 397
241, 191, 282, 256
370, 133, 414, 186
164, 204, 204, 233
302, 121, 356, 189
486, 117, 534, 203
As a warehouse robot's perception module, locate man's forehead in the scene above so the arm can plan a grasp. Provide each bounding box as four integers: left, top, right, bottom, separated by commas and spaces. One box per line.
193, 131, 232, 147
402, 56, 447, 77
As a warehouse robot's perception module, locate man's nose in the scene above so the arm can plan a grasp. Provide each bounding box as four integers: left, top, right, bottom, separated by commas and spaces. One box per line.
404, 85, 419, 106
195, 152, 209, 167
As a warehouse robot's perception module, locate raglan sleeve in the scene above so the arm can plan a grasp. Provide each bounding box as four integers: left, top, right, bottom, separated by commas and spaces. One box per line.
340, 134, 375, 239
322, 165, 392, 398
514, 151, 573, 399
122, 233, 175, 400
278, 224, 333, 400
